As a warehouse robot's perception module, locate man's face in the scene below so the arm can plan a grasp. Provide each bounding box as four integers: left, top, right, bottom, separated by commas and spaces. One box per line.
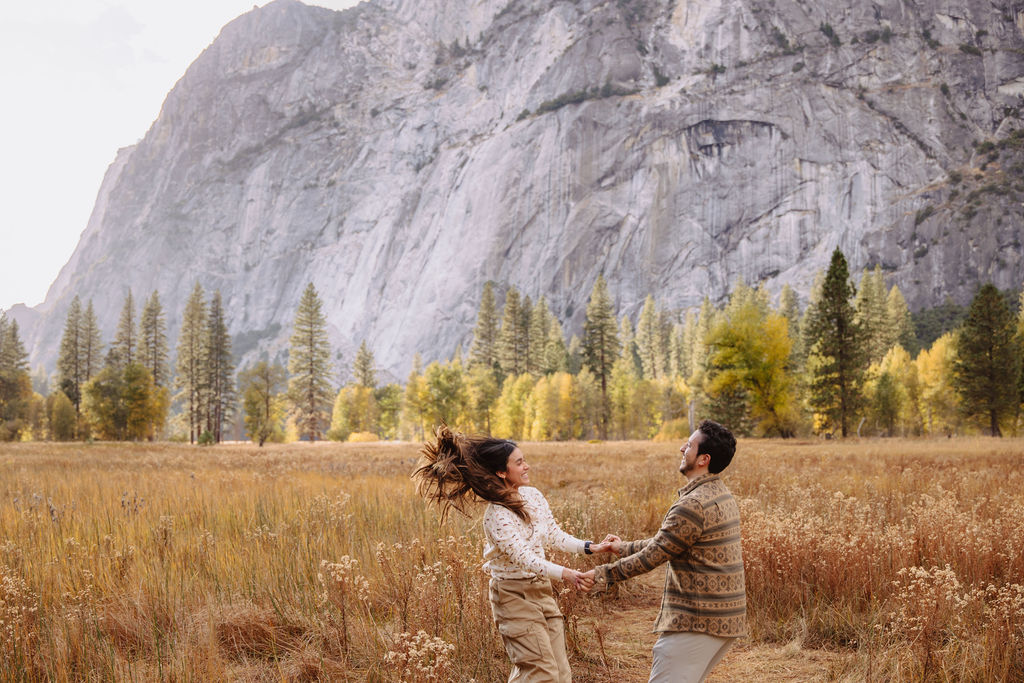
679, 429, 706, 476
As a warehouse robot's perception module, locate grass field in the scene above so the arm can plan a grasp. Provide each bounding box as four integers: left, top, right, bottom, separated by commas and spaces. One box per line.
1, 438, 1022, 681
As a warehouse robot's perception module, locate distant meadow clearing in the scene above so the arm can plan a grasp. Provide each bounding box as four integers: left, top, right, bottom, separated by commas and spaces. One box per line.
1, 439, 1022, 682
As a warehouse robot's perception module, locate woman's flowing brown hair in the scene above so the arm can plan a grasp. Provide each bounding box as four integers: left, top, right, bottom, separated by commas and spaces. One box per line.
412, 424, 529, 523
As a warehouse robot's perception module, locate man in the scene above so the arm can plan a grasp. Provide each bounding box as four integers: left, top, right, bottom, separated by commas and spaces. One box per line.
584, 419, 746, 682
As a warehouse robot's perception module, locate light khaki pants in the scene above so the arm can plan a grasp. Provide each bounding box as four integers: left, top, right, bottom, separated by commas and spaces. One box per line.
489, 577, 571, 683
648, 631, 736, 683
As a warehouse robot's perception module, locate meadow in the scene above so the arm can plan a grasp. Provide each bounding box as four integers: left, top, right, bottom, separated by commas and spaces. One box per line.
1, 438, 1022, 682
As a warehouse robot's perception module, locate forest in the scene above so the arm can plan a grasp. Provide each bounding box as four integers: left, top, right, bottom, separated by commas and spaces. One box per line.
1, 248, 1021, 443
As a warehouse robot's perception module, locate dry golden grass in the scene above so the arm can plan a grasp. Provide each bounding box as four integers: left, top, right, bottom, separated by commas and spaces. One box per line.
1, 438, 1022, 681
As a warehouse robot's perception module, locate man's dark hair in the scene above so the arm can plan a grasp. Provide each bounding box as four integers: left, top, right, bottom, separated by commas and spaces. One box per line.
697, 419, 736, 473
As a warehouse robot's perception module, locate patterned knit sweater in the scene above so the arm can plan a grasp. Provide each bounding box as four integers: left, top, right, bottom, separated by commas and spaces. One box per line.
593, 474, 747, 637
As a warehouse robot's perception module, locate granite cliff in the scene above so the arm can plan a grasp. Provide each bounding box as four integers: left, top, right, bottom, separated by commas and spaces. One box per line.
14, 0, 1024, 377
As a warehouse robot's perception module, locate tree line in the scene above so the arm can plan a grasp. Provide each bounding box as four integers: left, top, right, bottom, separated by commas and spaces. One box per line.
1, 248, 1022, 443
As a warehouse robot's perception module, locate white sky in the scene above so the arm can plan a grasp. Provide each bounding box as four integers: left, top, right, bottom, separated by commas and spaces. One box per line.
0, 0, 359, 312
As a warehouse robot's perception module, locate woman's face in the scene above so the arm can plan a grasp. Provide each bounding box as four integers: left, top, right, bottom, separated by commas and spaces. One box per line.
499, 447, 530, 489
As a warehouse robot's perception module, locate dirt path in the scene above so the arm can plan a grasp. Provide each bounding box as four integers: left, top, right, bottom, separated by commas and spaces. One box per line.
570, 568, 853, 682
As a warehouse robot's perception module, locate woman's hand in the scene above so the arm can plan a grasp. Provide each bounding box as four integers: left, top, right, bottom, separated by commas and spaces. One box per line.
562, 567, 595, 591
589, 534, 622, 555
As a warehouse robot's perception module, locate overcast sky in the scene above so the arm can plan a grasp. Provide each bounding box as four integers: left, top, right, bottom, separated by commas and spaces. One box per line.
0, 0, 359, 312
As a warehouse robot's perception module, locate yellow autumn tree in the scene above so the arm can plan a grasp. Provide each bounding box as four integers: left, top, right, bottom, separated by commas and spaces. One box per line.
492, 374, 536, 440
706, 298, 799, 437
916, 333, 961, 435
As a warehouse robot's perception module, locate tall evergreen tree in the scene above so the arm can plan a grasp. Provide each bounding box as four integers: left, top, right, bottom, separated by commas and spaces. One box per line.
952, 284, 1019, 436
886, 285, 916, 353
689, 297, 715, 379
140, 291, 169, 388
205, 291, 234, 442
497, 287, 526, 376
778, 284, 805, 373
542, 318, 569, 375
805, 248, 867, 437
0, 315, 33, 441
582, 275, 620, 437
527, 297, 551, 377
353, 340, 377, 388
56, 297, 84, 411
519, 295, 534, 375
619, 315, 642, 374
174, 283, 209, 444
635, 295, 665, 380
469, 281, 500, 370
288, 283, 333, 441
854, 266, 890, 363
80, 301, 104, 383
110, 289, 137, 370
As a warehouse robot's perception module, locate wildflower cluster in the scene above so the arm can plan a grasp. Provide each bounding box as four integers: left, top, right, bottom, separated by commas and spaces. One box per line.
302, 492, 352, 527
0, 564, 37, 650
885, 564, 969, 639
383, 630, 456, 682
318, 557, 370, 606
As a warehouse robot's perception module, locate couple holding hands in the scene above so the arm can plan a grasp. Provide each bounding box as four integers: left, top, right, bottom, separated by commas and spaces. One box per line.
414, 420, 746, 683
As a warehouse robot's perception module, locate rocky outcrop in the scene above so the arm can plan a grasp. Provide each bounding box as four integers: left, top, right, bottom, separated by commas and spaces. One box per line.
15, 0, 1024, 377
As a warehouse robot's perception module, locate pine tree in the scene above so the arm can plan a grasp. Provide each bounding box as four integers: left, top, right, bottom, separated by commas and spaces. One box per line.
497, 287, 526, 376
582, 275, 620, 437
952, 284, 1019, 436
886, 286, 916, 353
542, 318, 569, 375
56, 296, 84, 411
619, 315, 642, 374
0, 315, 33, 441
110, 289, 137, 370
174, 283, 209, 444
527, 297, 551, 376
470, 282, 500, 370
353, 340, 377, 388
205, 291, 234, 442
805, 248, 867, 437
288, 283, 333, 441
778, 284, 805, 373
80, 301, 104, 383
519, 295, 534, 375
140, 291, 169, 388
669, 321, 686, 378
690, 297, 715, 379
635, 295, 664, 380
855, 267, 890, 363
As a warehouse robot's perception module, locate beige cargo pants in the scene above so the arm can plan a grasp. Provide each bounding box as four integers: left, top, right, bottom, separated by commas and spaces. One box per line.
489, 577, 571, 683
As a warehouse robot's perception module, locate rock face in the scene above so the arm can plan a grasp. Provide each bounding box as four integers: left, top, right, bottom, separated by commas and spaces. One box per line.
16, 0, 1024, 377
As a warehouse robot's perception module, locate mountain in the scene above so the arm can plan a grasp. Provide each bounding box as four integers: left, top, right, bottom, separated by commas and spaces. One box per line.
13, 0, 1024, 378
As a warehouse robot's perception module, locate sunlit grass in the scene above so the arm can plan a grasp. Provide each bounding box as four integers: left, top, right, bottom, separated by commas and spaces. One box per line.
1, 438, 1022, 681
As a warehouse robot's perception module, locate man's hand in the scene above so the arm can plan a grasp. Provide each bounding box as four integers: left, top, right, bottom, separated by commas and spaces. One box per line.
562, 567, 595, 591
590, 534, 623, 555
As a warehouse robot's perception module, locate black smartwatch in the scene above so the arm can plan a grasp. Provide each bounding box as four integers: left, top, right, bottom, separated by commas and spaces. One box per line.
584, 541, 593, 554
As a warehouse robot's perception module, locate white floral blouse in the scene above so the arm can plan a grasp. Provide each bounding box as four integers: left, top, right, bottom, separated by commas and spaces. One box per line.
482, 486, 586, 580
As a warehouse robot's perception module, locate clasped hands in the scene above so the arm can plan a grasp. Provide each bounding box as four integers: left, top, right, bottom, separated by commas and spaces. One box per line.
561, 534, 621, 592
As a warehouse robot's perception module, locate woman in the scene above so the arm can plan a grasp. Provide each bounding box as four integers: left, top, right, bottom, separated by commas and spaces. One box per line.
413, 424, 614, 682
